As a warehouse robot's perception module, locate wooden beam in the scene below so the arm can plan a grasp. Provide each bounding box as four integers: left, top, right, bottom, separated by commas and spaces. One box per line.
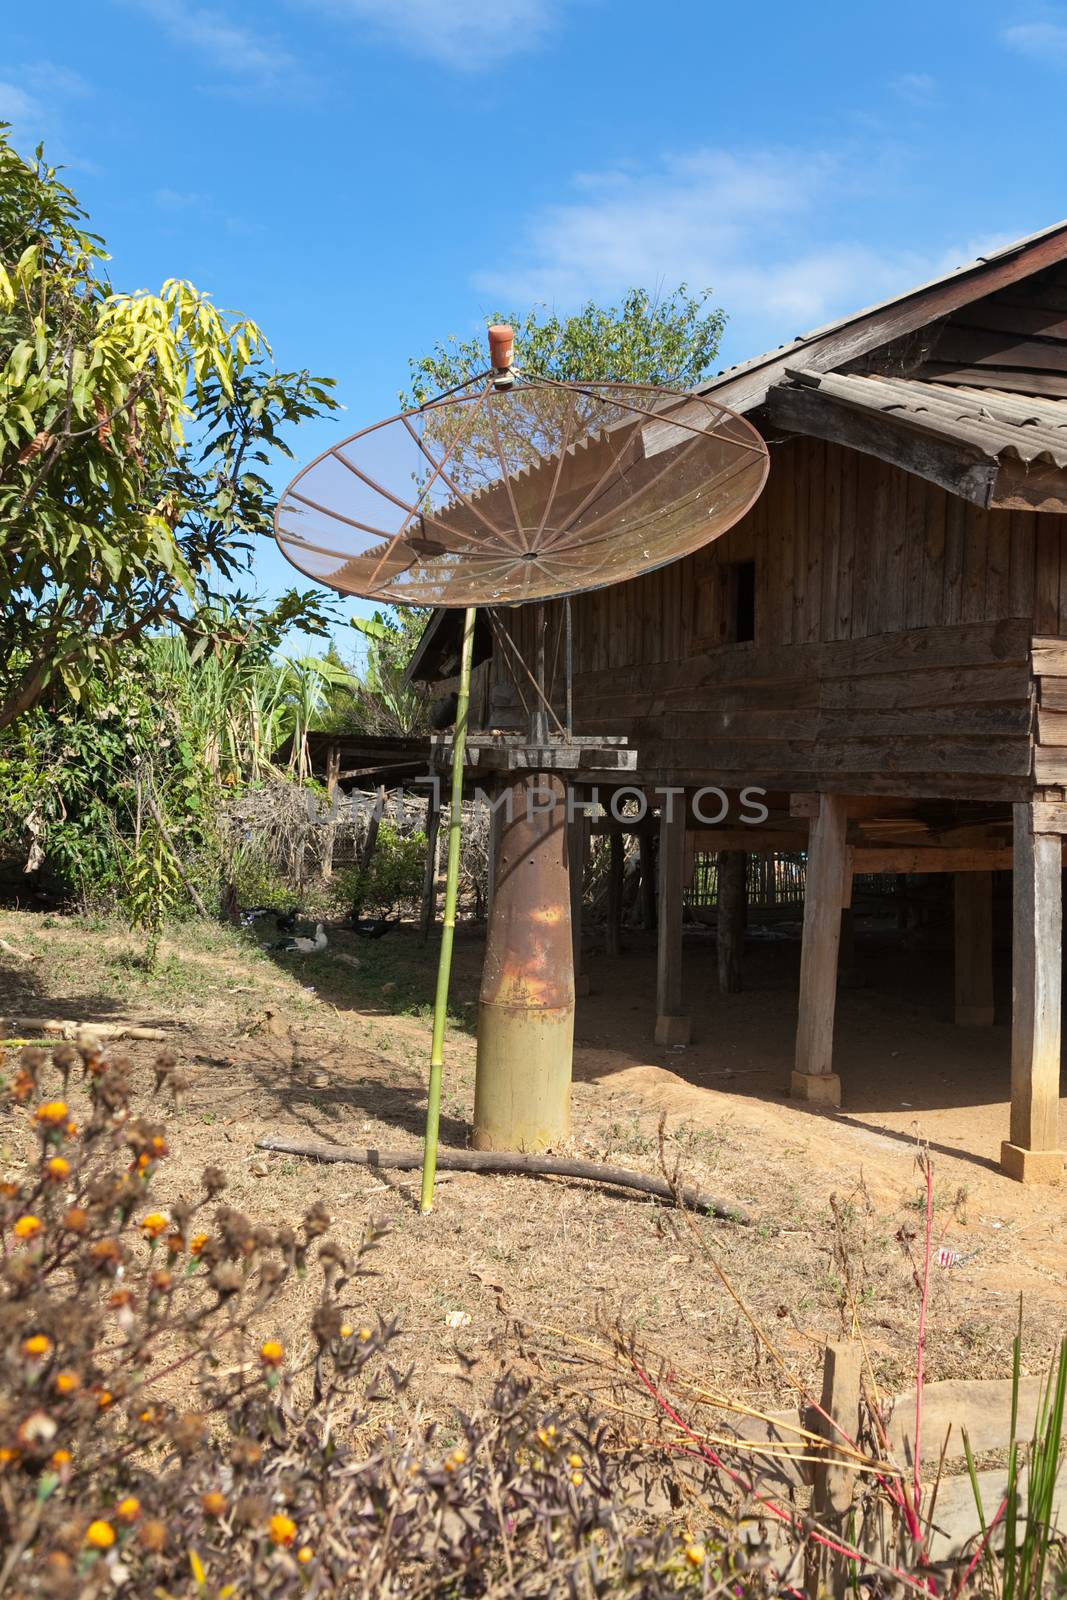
1001, 803, 1066, 1182
766, 384, 998, 508
716, 851, 746, 995
790, 793, 916, 820
955, 872, 995, 1026
655, 804, 690, 1046
793, 794, 848, 1105
567, 807, 589, 996
853, 846, 1013, 873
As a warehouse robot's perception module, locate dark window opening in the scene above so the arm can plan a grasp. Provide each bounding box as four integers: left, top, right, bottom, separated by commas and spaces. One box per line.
729, 559, 756, 643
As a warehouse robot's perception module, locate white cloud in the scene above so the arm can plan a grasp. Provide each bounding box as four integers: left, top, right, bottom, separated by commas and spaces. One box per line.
891, 71, 936, 101
474, 147, 1005, 363
0, 61, 90, 153
298, 0, 562, 69
123, 0, 296, 85
1003, 19, 1067, 63
154, 187, 204, 207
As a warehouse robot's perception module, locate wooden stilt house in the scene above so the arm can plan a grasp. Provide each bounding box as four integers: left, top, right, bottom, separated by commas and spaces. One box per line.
410, 220, 1067, 1184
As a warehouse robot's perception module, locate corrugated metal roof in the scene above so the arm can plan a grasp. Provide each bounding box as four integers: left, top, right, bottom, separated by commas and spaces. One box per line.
782, 369, 1067, 469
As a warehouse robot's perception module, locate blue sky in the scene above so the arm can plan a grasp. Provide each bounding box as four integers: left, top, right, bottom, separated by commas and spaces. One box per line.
3, 0, 1065, 642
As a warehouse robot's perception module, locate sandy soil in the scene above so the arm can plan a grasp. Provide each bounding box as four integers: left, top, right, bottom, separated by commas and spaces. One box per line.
0, 908, 1063, 1426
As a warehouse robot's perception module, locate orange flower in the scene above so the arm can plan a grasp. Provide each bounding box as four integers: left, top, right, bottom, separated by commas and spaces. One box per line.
269, 1513, 297, 1547
297, 1546, 314, 1564
0, 1448, 19, 1467
685, 1543, 706, 1567
86, 1520, 115, 1550
116, 1497, 141, 1523
54, 1370, 80, 1394
65, 1122, 78, 1137
35, 1101, 69, 1127
259, 1340, 285, 1367
189, 1233, 209, 1256
201, 1491, 227, 1518
165, 1232, 185, 1254
0, 1180, 20, 1198
13, 1215, 42, 1239
63, 1207, 88, 1233
140, 1212, 168, 1238
96, 1390, 114, 1410
51, 1448, 72, 1467
23, 1334, 52, 1359
45, 1156, 70, 1180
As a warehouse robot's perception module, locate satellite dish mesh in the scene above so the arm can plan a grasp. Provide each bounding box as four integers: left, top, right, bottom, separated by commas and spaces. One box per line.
274, 374, 768, 607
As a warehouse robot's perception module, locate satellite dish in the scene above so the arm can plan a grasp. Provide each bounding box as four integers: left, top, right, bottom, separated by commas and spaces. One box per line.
274, 355, 768, 608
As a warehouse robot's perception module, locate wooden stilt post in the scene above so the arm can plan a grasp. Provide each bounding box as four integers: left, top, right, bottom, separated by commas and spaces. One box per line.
639, 829, 657, 932
792, 793, 848, 1106
655, 799, 690, 1046
954, 872, 995, 1026
419, 787, 442, 943
716, 850, 746, 995
1001, 803, 1065, 1183
568, 803, 589, 996
605, 831, 624, 958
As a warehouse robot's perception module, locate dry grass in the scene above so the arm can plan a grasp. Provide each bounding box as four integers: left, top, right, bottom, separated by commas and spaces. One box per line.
0, 906, 1062, 1446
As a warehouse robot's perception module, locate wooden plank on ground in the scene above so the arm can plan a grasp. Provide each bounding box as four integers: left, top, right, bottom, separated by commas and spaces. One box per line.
885, 1376, 1044, 1465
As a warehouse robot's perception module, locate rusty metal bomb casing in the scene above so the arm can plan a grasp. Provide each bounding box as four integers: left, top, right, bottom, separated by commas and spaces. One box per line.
473, 772, 574, 1151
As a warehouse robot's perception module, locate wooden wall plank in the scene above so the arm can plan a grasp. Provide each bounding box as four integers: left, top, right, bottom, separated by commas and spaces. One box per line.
943, 496, 965, 624
961, 504, 989, 623
1035, 518, 1060, 633
1009, 508, 1037, 618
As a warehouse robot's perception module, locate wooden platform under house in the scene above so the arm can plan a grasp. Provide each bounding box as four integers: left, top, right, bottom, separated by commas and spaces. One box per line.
319, 221, 1067, 1185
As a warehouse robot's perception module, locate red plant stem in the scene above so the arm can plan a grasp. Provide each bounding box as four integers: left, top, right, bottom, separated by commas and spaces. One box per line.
914, 1157, 935, 1516
630, 1360, 931, 1595
952, 1496, 1007, 1597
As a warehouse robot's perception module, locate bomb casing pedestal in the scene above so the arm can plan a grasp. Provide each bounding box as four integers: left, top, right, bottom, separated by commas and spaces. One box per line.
473, 771, 574, 1152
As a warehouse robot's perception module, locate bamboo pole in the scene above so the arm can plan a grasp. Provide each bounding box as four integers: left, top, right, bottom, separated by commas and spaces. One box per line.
420, 606, 476, 1215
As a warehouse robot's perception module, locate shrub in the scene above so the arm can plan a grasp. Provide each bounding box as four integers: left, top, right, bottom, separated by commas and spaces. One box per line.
0, 1043, 748, 1598
336, 821, 426, 919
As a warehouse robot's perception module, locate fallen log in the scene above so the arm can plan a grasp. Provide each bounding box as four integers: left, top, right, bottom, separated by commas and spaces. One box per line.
255, 1136, 748, 1222
2, 1019, 169, 1042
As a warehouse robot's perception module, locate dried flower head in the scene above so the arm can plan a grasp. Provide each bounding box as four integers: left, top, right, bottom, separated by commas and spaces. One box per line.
35, 1101, 69, 1127
269, 1513, 297, 1547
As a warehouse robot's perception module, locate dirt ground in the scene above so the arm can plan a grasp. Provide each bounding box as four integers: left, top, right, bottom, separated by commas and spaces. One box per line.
0, 906, 1064, 1426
